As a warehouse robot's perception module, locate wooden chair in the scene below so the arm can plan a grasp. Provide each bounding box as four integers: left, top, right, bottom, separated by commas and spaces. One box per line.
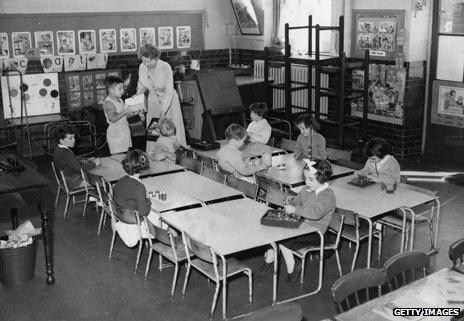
331, 268, 386, 312
225, 176, 258, 200
383, 250, 429, 292
194, 153, 215, 170
200, 166, 226, 184
254, 173, 284, 202
145, 220, 189, 297
108, 196, 144, 273
51, 161, 88, 220
280, 138, 297, 153
182, 231, 253, 319
178, 155, 203, 174
339, 211, 383, 272
292, 211, 345, 284
449, 237, 464, 267
240, 302, 302, 321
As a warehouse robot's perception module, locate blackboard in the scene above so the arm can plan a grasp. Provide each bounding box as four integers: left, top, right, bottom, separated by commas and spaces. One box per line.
0, 10, 205, 57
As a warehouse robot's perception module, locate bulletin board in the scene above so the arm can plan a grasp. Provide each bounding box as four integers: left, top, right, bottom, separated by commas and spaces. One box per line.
0, 10, 205, 56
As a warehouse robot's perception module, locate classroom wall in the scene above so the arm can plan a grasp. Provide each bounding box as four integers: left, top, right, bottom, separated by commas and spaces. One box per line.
0, 0, 237, 50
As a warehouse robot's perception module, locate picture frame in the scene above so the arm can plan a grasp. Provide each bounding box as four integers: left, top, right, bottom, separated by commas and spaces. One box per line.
176, 26, 191, 49
120, 28, 137, 52
0, 33, 10, 58
158, 27, 173, 50
57, 30, 76, 55
99, 29, 117, 53
230, 0, 261, 35
139, 27, 155, 46
78, 30, 97, 54
11, 32, 32, 57
431, 80, 464, 128
34, 31, 54, 55
351, 9, 405, 61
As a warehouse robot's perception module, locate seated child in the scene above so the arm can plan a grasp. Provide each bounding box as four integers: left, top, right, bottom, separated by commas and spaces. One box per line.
247, 102, 272, 144
112, 149, 176, 247
217, 124, 270, 180
103, 76, 134, 155
294, 114, 328, 160
263, 159, 336, 285
356, 137, 400, 183
53, 124, 101, 190
147, 117, 180, 163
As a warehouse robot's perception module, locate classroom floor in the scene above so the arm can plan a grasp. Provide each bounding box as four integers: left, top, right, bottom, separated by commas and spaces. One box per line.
0, 155, 463, 321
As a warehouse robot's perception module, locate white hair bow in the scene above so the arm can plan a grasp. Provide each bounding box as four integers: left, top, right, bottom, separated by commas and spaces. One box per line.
303, 159, 317, 175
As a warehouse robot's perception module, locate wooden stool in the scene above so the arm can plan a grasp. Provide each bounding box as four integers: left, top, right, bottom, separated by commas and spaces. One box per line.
0, 193, 26, 229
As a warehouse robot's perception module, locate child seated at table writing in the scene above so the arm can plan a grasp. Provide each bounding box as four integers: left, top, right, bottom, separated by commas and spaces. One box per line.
113, 149, 176, 247
355, 137, 400, 183
147, 117, 180, 163
294, 114, 328, 160
53, 124, 101, 189
247, 102, 271, 144
217, 124, 270, 180
262, 159, 336, 285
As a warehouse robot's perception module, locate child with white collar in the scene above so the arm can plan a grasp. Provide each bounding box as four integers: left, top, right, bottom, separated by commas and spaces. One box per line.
262, 159, 336, 285
246, 102, 271, 144
355, 137, 400, 183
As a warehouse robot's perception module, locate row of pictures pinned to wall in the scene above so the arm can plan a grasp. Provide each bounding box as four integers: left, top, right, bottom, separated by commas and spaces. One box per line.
66, 70, 120, 110
0, 26, 191, 58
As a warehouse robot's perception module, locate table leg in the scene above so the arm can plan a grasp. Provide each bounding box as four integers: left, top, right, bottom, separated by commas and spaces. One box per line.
365, 218, 373, 268
10, 208, 19, 229
428, 198, 441, 255
39, 186, 55, 285
271, 243, 278, 304
221, 255, 227, 319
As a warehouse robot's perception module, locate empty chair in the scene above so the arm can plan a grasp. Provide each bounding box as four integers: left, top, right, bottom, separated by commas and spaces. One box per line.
178, 154, 203, 174
254, 173, 284, 202
383, 250, 429, 292
200, 166, 226, 184
145, 219, 188, 297
108, 196, 144, 272
225, 175, 258, 200
240, 302, 302, 321
339, 211, 383, 272
182, 231, 253, 319
331, 268, 386, 312
449, 237, 464, 267
195, 153, 215, 170
280, 138, 297, 153
292, 210, 345, 284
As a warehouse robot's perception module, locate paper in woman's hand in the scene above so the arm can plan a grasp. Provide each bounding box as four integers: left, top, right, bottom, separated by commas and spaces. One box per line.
124, 94, 146, 112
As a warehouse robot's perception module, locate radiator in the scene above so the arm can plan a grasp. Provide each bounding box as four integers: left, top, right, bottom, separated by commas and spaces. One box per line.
254, 60, 328, 118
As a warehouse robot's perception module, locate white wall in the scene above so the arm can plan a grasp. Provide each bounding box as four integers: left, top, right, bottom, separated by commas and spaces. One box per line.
0, 0, 237, 50
344, 0, 431, 61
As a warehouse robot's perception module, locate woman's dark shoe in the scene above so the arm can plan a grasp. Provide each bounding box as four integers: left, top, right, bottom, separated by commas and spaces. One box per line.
259, 262, 273, 273
285, 263, 302, 285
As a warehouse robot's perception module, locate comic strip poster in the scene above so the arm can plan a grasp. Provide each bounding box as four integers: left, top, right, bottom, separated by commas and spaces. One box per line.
57, 31, 76, 55
12, 32, 32, 57
176, 26, 191, 49
120, 28, 137, 52
432, 81, 464, 128
34, 31, 54, 55
78, 30, 97, 54
99, 29, 117, 53
139, 28, 155, 46
0, 33, 9, 58
158, 27, 173, 50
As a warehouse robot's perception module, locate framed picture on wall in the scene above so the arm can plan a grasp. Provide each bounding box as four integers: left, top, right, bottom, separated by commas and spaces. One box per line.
176, 26, 191, 49
78, 30, 97, 54
139, 27, 155, 46
34, 31, 54, 55
57, 30, 76, 55
11, 32, 32, 57
120, 28, 137, 52
351, 10, 405, 61
230, 0, 261, 35
0, 33, 10, 58
431, 80, 464, 128
158, 27, 173, 49
99, 29, 117, 53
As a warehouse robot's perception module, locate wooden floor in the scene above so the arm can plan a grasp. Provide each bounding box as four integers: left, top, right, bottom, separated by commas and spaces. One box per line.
0, 155, 463, 321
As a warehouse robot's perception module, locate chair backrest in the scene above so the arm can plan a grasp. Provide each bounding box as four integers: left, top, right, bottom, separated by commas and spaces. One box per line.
264, 187, 296, 207
50, 161, 66, 190
108, 196, 140, 225
267, 136, 276, 147
59, 169, 71, 193
182, 232, 215, 264
217, 165, 233, 176
179, 155, 203, 174
101, 177, 113, 195
254, 174, 283, 197
195, 154, 214, 169
332, 268, 386, 312
95, 181, 110, 213
226, 176, 258, 200
328, 210, 345, 248
200, 166, 226, 184
383, 250, 429, 291
145, 219, 183, 251
449, 237, 464, 266
280, 138, 297, 153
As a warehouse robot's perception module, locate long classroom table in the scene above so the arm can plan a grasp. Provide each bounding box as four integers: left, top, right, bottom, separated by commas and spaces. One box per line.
335, 268, 464, 321
161, 197, 324, 319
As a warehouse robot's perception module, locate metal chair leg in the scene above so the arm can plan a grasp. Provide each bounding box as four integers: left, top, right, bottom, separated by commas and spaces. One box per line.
109, 230, 116, 259
159, 254, 163, 271
134, 240, 143, 272
335, 250, 343, 277
171, 263, 179, 297
63, 196, 70, 219
210, 281, 221, 319
182, 264, 191, 296
82, 194, 89, 218
378, 232, 383, 262
97, 208, 105, 236
300, 256, 306, 285
54, 187, 61, 208
248, 270, 253, 303
145, 248, 154, 278
351, 242, 360, 272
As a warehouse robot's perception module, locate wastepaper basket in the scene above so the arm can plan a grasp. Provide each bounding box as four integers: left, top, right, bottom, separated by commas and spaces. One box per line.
0, 239, 36, 286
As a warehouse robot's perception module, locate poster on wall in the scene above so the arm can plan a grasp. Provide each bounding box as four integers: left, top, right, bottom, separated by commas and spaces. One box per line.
351, 10, 405, 60
34, 31, 54, 55
40, 55, 63, 73
78, 30, 97, 54
12, 32, 32, 57
431, 80, 464, 128
57, 31, 76, 55
176, 26, 191, 49
99, 29, 117, 53
0, 33, 9, 58
350, 64, 406, 125
139, 28, 155, 46
230, 0, 261, 35
158, 27, 173, 49
120, 28, 137, 52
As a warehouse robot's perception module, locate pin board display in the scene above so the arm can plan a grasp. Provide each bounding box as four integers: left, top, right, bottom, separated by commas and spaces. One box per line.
0, 11, 204, 56
1, 73, 60, 118
66, 70, 121, 110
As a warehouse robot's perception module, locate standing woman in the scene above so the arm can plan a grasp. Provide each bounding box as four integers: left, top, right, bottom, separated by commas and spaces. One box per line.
137, 44, 187, 152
